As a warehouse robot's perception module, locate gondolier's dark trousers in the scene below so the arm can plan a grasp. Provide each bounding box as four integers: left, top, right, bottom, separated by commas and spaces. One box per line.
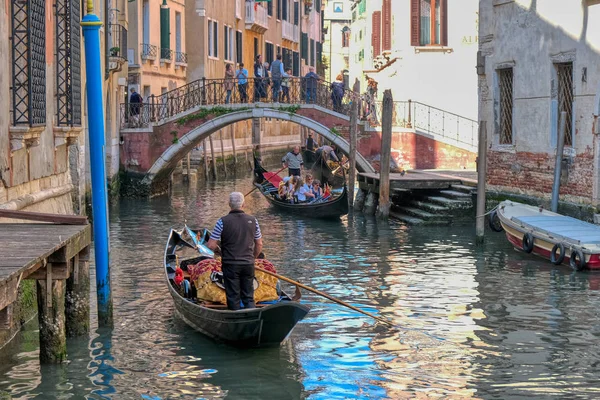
222, 263, 256, 310
288, 168, 301, 176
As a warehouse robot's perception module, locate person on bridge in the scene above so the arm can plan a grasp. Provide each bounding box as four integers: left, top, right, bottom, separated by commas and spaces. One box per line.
316, 144, 340, 163
207, 192, 263, 311
224, 64, 235, 104
282, 146, 304, 176
270, 54, 287, 102
254, 55, 267, 101
331, 74, 345, 113
304, 67, 320, 104
281, 68, 292, 103
236, 63, 249, 103
129, 88, 143, 126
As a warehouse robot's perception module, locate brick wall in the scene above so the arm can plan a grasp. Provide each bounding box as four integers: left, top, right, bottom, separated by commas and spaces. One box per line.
487, 149, 594, 203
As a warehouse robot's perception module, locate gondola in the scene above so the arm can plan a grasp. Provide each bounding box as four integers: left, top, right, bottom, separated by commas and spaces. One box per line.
312, 153, 347, 188
164, 226, 310, 347
253, 158, 349, 219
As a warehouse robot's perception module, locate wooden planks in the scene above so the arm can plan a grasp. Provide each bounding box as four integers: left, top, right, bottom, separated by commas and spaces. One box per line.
357, 171, 462, 191
0, 210, 88, 225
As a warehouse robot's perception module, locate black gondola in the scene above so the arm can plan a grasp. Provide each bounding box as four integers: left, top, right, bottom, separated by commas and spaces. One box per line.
253, 158, 349, 219
164, 227, 309, 347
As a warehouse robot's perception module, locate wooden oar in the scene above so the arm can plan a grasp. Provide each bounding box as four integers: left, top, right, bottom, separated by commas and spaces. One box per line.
244, 165, 287, 197
254, 265, 394, 327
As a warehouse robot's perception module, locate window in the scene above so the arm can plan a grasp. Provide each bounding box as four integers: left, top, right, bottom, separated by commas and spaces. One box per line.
293, 51, 300, 76
265, 42, 274, 65
11, 0, 46, 126
410, 0, 448, 46
277, 45, 281, 58
315, 0, 321, 11
175, 12, 182, 54
556, 62, 574, 146
294, 1, 299, 25
277, 0, 282, 19
382, 0, 391, 51
371, 12, 381, 57
342, 26, 350, 48
310, 39, 315, 66
56, 0, 81, 127
282, 0, 288, 20
236, 31, 243, 64
142, 0, 150, 45
267, 0, 273, 16
497, 68, 513, 145
301, 33, 308, 60
224, 25, 233, 61
208, 20, 218, 58
254, 37, 259, 59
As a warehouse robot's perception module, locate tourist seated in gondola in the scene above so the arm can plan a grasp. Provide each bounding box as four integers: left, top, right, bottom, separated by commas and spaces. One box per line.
278, 176, 291, 199
311, 179, 323, 199
295, 177, 315, 203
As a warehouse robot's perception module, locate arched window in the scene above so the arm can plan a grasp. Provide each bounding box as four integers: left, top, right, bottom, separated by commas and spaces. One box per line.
341, 26, 350, 48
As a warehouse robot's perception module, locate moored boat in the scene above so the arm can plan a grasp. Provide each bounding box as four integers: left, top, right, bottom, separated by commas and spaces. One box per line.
164, 227, 310, 347
491, 200, 600, 270
253, 158, 349, 219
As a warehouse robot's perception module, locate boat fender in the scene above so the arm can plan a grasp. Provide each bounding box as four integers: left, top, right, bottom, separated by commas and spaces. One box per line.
522, 233, 534, 253
550, 243, 565, 265
570, 249, 587, 271
488, 210, 504, 232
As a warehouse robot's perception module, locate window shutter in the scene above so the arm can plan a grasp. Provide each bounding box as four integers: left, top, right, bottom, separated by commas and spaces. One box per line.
372, 11, 381, 57
440, 0, 448, 46
410, 0, 420, 47
382, 0, 391, 51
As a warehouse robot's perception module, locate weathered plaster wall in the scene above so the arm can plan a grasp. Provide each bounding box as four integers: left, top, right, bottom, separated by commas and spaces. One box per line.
479, 0, 600, 205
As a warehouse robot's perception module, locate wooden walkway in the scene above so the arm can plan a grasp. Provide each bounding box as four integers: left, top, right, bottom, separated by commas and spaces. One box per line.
357, 170, 465, 193
0, 224, 91, 326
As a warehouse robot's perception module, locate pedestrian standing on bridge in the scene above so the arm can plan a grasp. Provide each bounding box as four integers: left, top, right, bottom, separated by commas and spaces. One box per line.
270, 54, 287, 102
304, 67, 319, 104
254, 55, 266, 101
207, 192, 263, 311
236, 63, 249, 103
282, 146, 304, 176
224, 64, 235, 104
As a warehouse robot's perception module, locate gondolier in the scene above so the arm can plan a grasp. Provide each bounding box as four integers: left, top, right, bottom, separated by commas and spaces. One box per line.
207, 192, 263, 310
316, 144, 340, 163
282, 146, 304, 176
305, 133, 316, 151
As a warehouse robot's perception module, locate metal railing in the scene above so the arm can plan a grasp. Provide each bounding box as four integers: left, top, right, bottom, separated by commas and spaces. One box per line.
160, 48, 173, 61
108, 23, 127, 61
369, 99, 478, 148
175, 51, 188, 64
120, 77, 359, 129
245, 1, 269, 31
282, 20, 299, 42
141, 43, 157, 59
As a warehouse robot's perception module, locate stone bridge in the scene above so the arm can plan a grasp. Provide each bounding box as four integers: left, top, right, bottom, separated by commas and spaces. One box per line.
120, 77, 478, 195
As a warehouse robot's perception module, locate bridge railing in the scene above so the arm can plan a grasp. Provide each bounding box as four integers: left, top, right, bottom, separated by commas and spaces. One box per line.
367, 100, 478, 148
121, 77, 359, 129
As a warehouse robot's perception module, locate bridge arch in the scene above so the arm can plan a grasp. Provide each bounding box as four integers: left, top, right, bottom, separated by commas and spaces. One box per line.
143, 107, 375, 189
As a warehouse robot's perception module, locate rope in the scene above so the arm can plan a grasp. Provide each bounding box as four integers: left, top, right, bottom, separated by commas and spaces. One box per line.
475, 204, 499, 219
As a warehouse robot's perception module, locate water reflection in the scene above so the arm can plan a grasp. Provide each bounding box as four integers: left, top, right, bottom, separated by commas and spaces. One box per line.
3, 173, 600, 398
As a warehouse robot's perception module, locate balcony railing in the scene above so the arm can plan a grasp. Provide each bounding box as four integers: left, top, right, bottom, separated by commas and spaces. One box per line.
245, 1, 268, 33
235, 0, 242, 20
175, 51, 188, 64
282, 20, 299, 42
141, 43, 157, 60
108, 23, 127, 61
160, 48, 173, 62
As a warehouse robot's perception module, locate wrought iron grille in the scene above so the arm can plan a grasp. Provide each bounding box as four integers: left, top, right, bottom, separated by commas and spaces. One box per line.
160, 48, 173, 61
175, 52, 188, 64
56, 0, 82, 126
108, 23, 128, 61
11, 0, 46, 126
141, 43, 158, 59
557, 62, 573, 146
498, 68, 513, 145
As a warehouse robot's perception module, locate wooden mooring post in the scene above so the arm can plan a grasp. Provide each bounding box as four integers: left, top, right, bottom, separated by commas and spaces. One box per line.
377, 90, 393, 219
348, 79, 359, 209
230, 125, 238, 168
209, 134, 217, 179
202, 139, 209, 180
475, 122, 487, 243
219, 130, 228, 177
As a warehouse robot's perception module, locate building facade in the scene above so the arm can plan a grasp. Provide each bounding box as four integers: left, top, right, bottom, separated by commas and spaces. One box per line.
1, 0, 128, 212
348, 0, 479, 120
127, 0, 187, 99
323, 0, 352, 83
479, 0, 600, 206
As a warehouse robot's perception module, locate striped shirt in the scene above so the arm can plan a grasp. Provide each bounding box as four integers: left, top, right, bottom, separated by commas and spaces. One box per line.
210, 217, 262, 241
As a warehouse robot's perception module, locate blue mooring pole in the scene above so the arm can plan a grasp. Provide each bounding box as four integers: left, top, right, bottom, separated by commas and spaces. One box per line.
81, 2, 113, 327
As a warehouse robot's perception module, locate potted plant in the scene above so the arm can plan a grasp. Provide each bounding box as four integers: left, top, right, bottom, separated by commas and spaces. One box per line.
110, 47, 120, 56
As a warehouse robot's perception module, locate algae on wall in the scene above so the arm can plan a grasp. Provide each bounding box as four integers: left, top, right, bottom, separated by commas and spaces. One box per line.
0, 280, 37, 348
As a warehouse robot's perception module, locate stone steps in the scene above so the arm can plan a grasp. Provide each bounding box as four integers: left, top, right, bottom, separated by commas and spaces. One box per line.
439, 189, 473, 200
424, 195, 472, 209
390, 205, 452, 226
396, 206, 451, 221
450, 184, 476, 194
410, 200, 450, 214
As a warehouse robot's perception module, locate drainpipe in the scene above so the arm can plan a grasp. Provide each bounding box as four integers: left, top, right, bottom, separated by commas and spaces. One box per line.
551, 111, 567, 212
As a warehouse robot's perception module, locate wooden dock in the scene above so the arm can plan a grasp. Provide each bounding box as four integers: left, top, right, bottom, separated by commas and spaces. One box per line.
0, 223, 91, 362
357, 170, 463, 193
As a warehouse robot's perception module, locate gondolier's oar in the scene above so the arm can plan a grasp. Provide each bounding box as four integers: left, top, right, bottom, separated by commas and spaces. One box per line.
244, 165, 287, 197
254, 266, 394, 327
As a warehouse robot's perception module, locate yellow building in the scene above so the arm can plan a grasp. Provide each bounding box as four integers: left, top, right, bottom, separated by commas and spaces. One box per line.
128, 0, 187, 99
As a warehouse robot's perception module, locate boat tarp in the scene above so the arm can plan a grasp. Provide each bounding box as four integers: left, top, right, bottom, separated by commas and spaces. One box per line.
514, 215, 600, 244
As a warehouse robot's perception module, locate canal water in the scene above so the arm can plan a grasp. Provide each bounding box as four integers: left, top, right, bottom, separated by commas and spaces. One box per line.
1, 174, 600, 399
